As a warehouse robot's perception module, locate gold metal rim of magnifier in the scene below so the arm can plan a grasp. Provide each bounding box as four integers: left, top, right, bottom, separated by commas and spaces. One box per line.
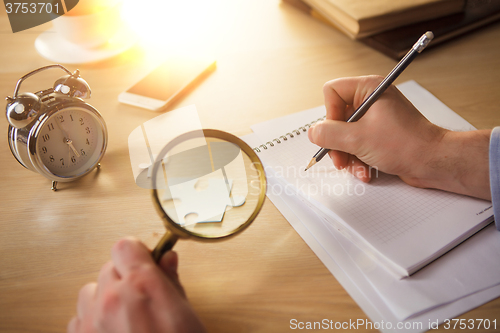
150, 129, 267, 242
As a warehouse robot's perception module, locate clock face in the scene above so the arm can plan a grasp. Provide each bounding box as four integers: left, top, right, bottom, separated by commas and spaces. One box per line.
35, 106, 106, 178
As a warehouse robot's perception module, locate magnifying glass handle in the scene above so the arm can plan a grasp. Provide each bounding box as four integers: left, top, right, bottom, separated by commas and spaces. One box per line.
152, 231, 179, 263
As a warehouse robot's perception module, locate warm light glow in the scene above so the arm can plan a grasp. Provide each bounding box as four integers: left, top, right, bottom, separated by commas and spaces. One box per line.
120, 0, 219, 58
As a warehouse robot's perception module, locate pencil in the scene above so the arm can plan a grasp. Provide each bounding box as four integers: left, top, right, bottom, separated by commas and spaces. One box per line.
305, 31, 434, 171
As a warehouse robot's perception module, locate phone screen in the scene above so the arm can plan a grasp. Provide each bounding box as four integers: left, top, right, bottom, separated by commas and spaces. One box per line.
126, 58, 216, 102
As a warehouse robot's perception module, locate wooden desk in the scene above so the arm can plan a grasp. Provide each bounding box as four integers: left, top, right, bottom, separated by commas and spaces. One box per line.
1, 1, 499, 332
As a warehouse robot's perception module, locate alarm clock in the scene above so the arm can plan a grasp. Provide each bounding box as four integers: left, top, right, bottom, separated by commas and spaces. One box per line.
6, 64, 108, 191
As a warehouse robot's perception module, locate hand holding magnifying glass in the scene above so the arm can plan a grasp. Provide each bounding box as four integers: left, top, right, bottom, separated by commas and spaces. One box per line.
150, 129, 266, 262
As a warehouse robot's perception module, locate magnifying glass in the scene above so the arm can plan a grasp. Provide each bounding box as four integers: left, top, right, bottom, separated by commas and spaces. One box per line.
150, 129, 266, 262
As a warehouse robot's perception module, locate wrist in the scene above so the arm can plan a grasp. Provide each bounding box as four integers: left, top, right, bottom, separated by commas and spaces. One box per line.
421, 129, 491, 200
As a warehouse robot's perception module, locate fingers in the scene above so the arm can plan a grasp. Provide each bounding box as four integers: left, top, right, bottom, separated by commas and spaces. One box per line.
158, 251, 186, 297
323, 80, 349, 121
318, 76, 383, 179
328, 150, 349, 170
97, 261, 120, 294
112, 238, 187, 298
158, 251, 178, 276
111, 237, 153, 278
329, 151, 372, 182
77, 282, 97, 319
67, 316, 80, 333
309, 121, 373, 182
323, 76, 383, 121
308, 119, 359, 154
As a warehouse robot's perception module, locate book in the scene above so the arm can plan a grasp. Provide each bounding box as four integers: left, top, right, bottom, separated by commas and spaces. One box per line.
283, 0, 500, 60
282, 0, 337, 27
359, 0, 500, 60
249, 80, 493, 278
301, 0, 466, 39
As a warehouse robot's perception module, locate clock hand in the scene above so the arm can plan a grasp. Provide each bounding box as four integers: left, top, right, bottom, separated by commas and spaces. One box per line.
54, 116, 80, 157
54, 116, 71, 138
65, 138, 81, 157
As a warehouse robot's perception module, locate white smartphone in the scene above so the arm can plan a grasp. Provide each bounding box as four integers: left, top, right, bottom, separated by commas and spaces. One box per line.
119, 58, 216, 111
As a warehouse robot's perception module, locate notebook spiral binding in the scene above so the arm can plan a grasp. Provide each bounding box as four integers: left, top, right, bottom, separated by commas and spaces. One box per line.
253, 116, 326, 152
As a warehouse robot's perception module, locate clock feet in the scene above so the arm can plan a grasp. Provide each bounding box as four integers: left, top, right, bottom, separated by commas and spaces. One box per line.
49, 164, 101, 191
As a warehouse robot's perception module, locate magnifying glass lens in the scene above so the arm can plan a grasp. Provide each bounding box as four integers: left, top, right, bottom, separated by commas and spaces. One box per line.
152, 131, 265, 241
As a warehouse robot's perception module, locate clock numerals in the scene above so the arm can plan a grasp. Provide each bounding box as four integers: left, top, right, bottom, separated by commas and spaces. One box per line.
38, 109, 103, 176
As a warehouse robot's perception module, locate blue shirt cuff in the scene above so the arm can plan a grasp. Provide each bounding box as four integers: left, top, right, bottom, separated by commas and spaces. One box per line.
490, 127, 500, 230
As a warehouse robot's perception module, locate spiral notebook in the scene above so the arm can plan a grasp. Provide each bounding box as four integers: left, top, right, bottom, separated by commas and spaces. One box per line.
250, 81, 494, 277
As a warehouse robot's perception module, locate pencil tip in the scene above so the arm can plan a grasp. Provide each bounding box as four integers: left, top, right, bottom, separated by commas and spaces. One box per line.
305, 158, 316, 171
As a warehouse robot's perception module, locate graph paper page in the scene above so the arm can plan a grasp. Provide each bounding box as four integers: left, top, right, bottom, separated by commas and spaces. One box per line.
251, 81, 493, 277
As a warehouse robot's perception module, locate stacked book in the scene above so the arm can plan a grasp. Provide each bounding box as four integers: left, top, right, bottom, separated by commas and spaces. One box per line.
283, 0, 500, 59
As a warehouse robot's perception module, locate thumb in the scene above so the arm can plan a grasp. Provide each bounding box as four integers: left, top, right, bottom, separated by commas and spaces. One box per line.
158, 251, 186, 297
308, 119, 360, 155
